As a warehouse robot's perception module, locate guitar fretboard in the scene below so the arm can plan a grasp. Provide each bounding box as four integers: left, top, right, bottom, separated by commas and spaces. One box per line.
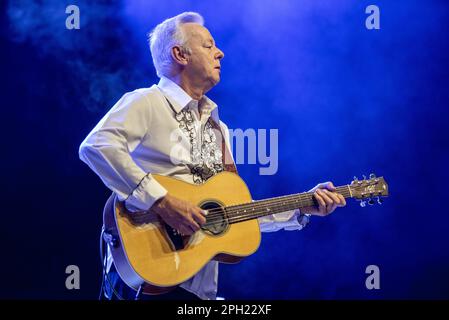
223, 186, 352, 224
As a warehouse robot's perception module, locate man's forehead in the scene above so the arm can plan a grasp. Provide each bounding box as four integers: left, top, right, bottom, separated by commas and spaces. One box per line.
181, 23, 214, 42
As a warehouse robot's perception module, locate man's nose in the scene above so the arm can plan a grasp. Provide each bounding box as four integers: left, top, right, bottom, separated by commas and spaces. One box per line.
216, 47, 224, 60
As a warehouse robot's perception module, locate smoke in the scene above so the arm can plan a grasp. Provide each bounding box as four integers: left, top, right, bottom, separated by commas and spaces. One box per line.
6, 0, 152, 113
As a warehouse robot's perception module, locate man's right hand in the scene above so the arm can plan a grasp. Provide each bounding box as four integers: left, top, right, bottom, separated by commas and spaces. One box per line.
150, 194, 207, 235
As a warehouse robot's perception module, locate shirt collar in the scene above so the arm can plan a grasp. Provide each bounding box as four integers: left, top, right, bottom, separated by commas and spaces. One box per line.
157, 76, 219, 120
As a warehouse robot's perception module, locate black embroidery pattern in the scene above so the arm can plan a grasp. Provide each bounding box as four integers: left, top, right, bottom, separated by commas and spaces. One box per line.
175, 109, 224, 184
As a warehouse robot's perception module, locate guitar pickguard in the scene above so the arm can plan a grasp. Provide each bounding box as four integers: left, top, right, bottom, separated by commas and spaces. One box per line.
163, 223, 189, 251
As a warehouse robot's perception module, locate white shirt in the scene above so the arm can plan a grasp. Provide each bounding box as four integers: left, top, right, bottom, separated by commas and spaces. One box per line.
79, 77, 305, 300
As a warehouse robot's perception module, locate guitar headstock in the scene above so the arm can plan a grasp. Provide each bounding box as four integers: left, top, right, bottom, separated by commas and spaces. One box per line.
349, 174, 389, 207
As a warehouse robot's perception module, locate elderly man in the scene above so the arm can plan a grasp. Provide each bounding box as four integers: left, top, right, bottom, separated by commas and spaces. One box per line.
79, 12, 345, 300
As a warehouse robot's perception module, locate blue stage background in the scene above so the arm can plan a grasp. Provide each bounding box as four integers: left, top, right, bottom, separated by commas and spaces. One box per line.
1, 0, 448, 299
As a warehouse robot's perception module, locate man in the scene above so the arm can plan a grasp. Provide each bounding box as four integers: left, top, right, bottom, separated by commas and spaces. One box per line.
79, 12, 345, 300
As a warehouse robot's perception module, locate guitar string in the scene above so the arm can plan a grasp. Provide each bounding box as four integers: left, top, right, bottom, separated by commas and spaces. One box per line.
204, 192, 353, 226
225, 190, 349, 224
222, 187, 385, 226
129, 184, 380, 228
129, 188, 350, 227
129, 187, 352, 227
217, 179, 380, 219
201, 187, 353, 226
204, 186, 350, 219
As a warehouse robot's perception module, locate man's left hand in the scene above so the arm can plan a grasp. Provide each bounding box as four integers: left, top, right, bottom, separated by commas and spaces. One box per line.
301, 182, 346, 216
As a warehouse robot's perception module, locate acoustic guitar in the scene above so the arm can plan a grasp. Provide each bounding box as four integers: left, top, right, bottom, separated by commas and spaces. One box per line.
103, 171, 388, 294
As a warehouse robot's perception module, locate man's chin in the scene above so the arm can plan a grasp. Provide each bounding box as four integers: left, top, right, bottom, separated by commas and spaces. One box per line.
209, 76, 220, 87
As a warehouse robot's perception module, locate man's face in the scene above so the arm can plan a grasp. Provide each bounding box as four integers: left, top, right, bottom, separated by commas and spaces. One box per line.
181, 23, 224, 90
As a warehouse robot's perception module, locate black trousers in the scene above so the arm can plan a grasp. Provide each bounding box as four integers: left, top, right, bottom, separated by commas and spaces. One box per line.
103, 264, 201, 300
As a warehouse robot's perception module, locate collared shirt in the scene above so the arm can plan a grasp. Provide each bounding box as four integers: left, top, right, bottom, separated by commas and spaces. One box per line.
79, 77, 305, 300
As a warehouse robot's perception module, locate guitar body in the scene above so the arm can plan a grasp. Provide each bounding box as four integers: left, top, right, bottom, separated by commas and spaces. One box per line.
103, 171, 261, 295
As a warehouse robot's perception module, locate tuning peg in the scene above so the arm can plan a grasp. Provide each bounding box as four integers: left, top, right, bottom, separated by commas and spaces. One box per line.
360, 200, 366, 207
368, 198, 375, 205
353, 176, 358, 181
362, 175, 367, 180
369, 173, 376, 179
377, 197, 383, 205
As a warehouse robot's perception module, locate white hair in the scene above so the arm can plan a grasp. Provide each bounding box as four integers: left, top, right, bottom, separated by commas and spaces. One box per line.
148, 12, 204, 78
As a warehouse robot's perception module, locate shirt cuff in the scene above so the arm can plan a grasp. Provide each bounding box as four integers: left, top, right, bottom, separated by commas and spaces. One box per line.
124, 174, 168, 212
258, 209, 305, 232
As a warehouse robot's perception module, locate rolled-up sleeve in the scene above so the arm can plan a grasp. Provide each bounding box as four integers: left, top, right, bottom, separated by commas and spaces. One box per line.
79, 91, 167, 211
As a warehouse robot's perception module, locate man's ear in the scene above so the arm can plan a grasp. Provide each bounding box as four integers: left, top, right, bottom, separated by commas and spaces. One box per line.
171, 45, 189, 66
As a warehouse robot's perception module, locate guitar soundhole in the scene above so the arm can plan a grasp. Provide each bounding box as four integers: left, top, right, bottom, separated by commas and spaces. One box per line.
200, 201, 228, 236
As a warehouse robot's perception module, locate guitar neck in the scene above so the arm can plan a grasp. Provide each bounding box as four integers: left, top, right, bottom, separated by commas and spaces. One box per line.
224, 185, 353, 224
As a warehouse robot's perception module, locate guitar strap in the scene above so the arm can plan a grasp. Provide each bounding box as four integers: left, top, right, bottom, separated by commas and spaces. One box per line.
207, 117, 238, 174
